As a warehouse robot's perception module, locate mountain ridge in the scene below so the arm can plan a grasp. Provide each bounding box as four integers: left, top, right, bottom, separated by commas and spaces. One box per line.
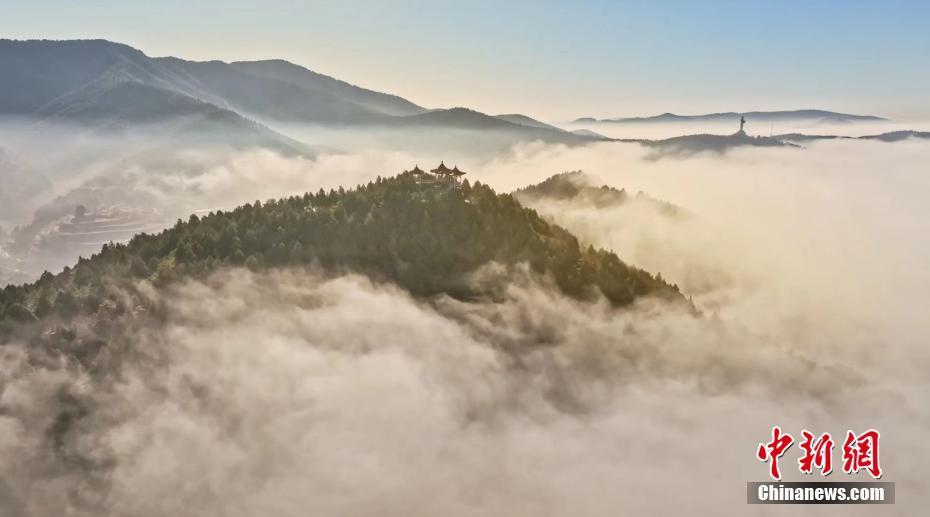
576, 109, 887, 124
1, 39, 595, 146
0, 39, 313, 153
774, 130, 930, 143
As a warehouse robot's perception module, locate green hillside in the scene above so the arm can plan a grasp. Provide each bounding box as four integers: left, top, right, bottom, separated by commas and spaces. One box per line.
0, 173, 684, 337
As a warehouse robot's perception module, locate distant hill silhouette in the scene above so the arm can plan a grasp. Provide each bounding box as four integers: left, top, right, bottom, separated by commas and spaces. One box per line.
396, 108, 592, 144
858, 130, 930, 142
0, 39, 312, 153
229, 59, 425, 117
494, 113, 564, 131
770, 133, 847, 143
0, 39, 421, 124
577, 110, 886, 124
0, 39, 596, 146
774, 130, 930, 144
627, 130, 798, 157
570, 128, 610, 139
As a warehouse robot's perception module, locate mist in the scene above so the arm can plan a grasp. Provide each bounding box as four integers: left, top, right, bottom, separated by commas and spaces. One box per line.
1, 115, 604, 283
1, 125, 929, 515
0, 120, 430, 283
1, 265, 920, 516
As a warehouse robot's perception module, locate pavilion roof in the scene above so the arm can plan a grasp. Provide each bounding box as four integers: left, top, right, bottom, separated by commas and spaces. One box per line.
431, 161, 452, 175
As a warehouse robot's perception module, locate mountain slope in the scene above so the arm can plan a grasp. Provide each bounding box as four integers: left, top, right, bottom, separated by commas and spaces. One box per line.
0, 39, 310, 153
495, 113, 564, 131
570, 128, 609, 139
156, 57, 385, 124
577, 110, 887, 124
0, 39, 211, 114
398, 108, 595, 144
0, 172, 684, 333
1, 39, 598, 146
0, 39, 420, 125
229, 59, 425, 117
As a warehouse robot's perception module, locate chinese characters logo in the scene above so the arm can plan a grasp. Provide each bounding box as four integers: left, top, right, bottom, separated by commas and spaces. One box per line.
756, 426, 882, 480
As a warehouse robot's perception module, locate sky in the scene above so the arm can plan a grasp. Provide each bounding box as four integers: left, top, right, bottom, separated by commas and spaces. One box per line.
1, 0, 928, 122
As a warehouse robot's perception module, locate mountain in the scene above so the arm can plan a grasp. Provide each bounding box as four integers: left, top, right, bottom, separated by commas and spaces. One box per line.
770, 133, 847, 143
570, 128, 610, 139
494, 113, 564, 131
157, 57, 426, 125
229, 59, 426, 117
632, 130, 798, 156
1, 39, 595, 146
0, 171, 684, 334
773, 130, 930, 144
858, 130, 930, 142
627, 127, 930, 156
0, 39, 422, 125
577, 110, 887, 124
513, 171, 683, 216
491, 115, 613, 142
395, 108, 595, 144
0, 39, 311, 153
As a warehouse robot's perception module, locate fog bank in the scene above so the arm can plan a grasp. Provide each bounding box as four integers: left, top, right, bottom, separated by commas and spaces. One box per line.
1, 131, 929, 516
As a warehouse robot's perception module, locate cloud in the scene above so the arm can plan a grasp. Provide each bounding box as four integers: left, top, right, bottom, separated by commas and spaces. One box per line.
0, 262, 926, 515
1, 132, 929, 515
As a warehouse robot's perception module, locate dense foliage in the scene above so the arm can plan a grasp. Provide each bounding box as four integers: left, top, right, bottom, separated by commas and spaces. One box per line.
0, 173, 682, 336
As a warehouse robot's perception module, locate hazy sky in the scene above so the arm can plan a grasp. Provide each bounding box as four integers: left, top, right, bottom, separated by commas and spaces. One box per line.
2, 0, 928, 121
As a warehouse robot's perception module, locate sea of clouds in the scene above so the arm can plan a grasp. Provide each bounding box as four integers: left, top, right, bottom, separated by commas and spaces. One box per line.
1, 132, 929, 516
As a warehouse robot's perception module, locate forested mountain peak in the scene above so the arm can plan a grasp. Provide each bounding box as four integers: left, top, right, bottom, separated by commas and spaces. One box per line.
0, 172, 684, 336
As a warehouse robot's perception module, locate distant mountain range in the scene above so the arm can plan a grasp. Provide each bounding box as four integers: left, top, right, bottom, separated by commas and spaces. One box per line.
0, 39, 591, 147
2, 39, 921, 160
576, 110, 887, 125
626, 129, 929, 156
775, 130, 930, 143
0, 39, 425, 126
614, 129, 797, 157
494, 113, 564, 131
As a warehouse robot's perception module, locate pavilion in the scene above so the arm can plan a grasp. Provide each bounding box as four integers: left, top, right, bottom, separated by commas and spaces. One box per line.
430, 162, 466, 183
